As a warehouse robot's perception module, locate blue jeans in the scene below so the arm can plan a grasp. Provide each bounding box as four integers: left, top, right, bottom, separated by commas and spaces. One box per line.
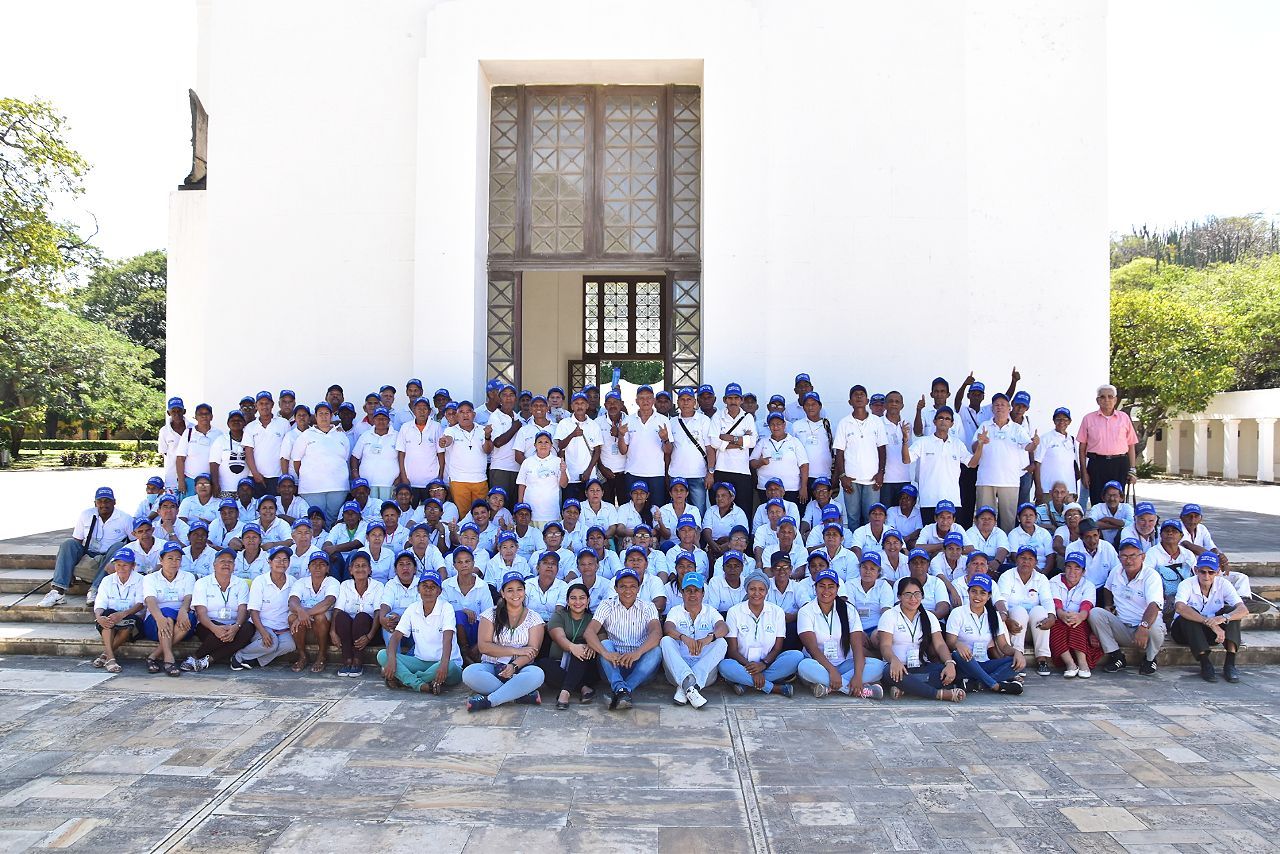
684, 477, 709, 516
302, 491, 347, 527
719, 649, 804, 693
842, 482, 879, 530
381, 627, 414, 653
888, 662, 951, 698
461, 662, 546, 706
1018, 471, 1034, 507
598, 639, 662, 693
52, 537, 127, 593
951, 653, 1018, 690
880, 482, 908, 508
797, 654, 887, 693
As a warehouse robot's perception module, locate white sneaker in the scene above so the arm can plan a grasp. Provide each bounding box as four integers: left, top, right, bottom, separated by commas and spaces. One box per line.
195, 656, 211, 672
1063, 667, 1079, 679
811, 682, 830, 698
673, 686, 688, 705
685, 686, 708, 709
1077, 668, 1092, 679
37, 590, 66, 607
85, 589, 96, 606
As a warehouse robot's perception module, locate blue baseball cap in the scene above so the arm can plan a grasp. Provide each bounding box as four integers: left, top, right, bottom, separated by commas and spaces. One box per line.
900, 484, 919, 498
1135, 501, 1157, 517
562, 498, 581, 511
633, 523, 652, 535
1196, 553, 1221, 570
965, 552, 989, 566
1180, 503, 1202, 517
497, 531, 518, 545
768, 394, 786, 406
802, 392, 821, 404
881, 528, 903, 543
676, 514, 698, 531
542, 520, 564, 534
452, 545, 474, 559
157, 494, 178, 507
680, 572, 704, 589
655, 390, 672, 400
615, 568, 641, 584
458, 521, 480, 534
1012, 391, 1031, 407
970, 381, 986, 393
821, 506, 841, 520
765, 498, 784, 510
868, 503, 887, 515
166, 397, 185, 410
291, 518, 312, 530
254, 390, 274, 402
629, 481, 649, 494
967, 574, 993, 593
765, 477, 784, 489
908, 548, 929, 562
715, 481, 736, 496
269, 545, 292, 559
870, 393, 886, 404
570, 392, 588, 403
697, 384, 714, 395
340, 501, 361, 515
1017, 502, 1036, 515
95, 486, 115, 501
443, 401, 458, 411
500, 570, 526, 589
778, 515, 798, 528
215, 547, 238, 561
337, 402, 356, 413
536, 550, 561, 564
722, 550, 745, 564
675, 551, 698, 565
488, 486, 508, 498
807, 552, 830, 566
313, 401, 333, 413
146, 476, 165, 489
812, 475, 832, 487
669, 477, 689, 491
943, 532, 965, 547
279, 389, 296, 398
1159, 519, 1182, 532
1015, 545, 1037, 558
513, 502, 533, 515
406, 378, 423, 388
795, 373, 811, 384
373, 407, 391, 418
112, 547, 136, 564
418, 570, 443, 587
219, 498, 237, 509
1064, 551, 1087, 567
188, 519, 209, 532
241, 522, 262, 535
814, 568, 840, 585
724, 383, 743, 397
860, 551, 882, 566
624, 545, 648, 561
159, 541, 184, 556
278, 473, 296, 485
1103, 480, 1123, 494
975, 505, 997, 518
237, 476, 254, 488
548, 386, 565, 397
1118, 538, 1145, 553
823, 522, 844, 535
433, 388, 450, 398
309, 552, 332, 566
1053, 407, 1071, 419
576, 547, 597, 560
411, 397, 430, 409
365, 521, 387, 535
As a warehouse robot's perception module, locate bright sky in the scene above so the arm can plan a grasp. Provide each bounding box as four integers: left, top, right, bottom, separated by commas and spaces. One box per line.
1, 0, 1276, 259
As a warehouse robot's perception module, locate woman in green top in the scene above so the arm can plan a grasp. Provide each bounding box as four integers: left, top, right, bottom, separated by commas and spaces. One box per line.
538, 583, 599, 709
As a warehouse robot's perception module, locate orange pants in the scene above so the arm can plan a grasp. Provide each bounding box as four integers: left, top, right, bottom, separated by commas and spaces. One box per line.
450, 480, 489, 515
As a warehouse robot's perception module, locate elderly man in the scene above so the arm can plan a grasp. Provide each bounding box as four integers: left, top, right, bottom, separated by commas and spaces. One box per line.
41, 486, 135, 607
1077, 384, 1138, 506
1089, 538, 1165, 675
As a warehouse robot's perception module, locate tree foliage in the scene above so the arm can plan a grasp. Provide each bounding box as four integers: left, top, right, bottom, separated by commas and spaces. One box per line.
71, 250, 167, 376
1110, 214, 1280, 270
0, 98, 98, 295
0, 298, 163, 456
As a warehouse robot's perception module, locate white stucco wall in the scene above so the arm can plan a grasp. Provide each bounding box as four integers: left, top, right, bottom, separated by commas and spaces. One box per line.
169, 0, 1108, 419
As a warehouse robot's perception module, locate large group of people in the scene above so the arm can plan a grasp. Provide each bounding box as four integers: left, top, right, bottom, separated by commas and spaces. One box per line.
46, 370, 1253, 704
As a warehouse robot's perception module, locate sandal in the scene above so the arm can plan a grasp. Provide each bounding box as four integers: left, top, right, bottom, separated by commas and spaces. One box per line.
888, 686, 904, 700
165, 661, 181, 677
146, 658, 162, 674
104, 659, 122, 673
939, 687, 966, 702
92, 653, 109, 668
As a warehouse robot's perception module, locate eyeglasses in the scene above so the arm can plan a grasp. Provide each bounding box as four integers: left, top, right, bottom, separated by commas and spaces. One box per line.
900, 591, 923, 599
1194, 569, 1216, 575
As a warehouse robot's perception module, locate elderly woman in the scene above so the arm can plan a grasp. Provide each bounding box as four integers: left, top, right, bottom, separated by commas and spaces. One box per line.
1048, 551, 1101, 678
703, 482, 749, 559
332, 551, 384, 677
797, 568, 885, 699
290, 400, 352, 525
965, 506, 1010, 570
184, 548, 254, 671
538, 583, 599, 708
234, 543, 297, 669
1172, 553, 1249, 683
377, 551, 422, 655
378, 570, 463, 692
90, 548, 146, 674
994, 545, 1055, 676
879, 577, 964, 702
141, 541, 197, 676
463, 571, 547, 711
441, 545, 494, 663
720, 570, 803, 696
1007, 502, 1056, 575
945, 574, 1025, 694
288, 553, 340, 673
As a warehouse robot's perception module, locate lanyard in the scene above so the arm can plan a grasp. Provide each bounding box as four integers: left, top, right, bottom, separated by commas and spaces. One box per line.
749, 609, 764, 639
820, 604, 835, 636
903, 610, 920, 644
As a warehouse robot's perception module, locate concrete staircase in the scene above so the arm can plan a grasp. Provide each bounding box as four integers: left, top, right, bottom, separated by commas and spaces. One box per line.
2, 546, 1277, 666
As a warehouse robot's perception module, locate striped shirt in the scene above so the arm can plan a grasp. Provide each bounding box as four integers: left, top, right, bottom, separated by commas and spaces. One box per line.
479, 606, 544, 665
592, 597, 658, 653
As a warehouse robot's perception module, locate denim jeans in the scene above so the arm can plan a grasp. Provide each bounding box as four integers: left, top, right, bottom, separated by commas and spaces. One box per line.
598, 639, 662, 693
659, 636, 727, 690
718, 649, 804, 693
461, 662, 546, 706
842, 482, 880, 531
626, 474, 667, 507
301, 491, 347, 527
684, 477, 709, 517
52, 537, 128, 593
797, 654, 887, 693
951, 652, 1018, 690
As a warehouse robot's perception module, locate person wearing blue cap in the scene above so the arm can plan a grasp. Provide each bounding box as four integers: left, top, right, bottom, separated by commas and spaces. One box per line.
1077, 384, 1139, 506
973, 393, 1039, 533
752, 481, 800, 534
471, 380, 500, 426
594, 391, 629, 504
1172, 553, 1247, 683
277, 404, 311, 486
287, 554, 341, 672
525, 552, 570, 628
515, 433, 568, 528
1007, 503, 1055, 574
752, 414, 809, 509
712, 383, 758, 519
332, 552, 385, 676
911, 377, 954, 439
1176, 503, 1220, 558
231, 523, 269, 580
440, 546, 494, 663
1033, 407, 1079, 504
1119, 501, 1158, 552
789, 391, 836, 498
379, 569, 464, 692
954, 370, 1019, 524
1088, 480, 1133, 549
617, 385, 673, 506
140, 542, 197, 676
659, 572, 729, 708
438, 401, 493, 516
703, 483, 748, 560
1141, 519, 1196, 604
151, 494, 190, 547
185, 549, 254, 672
667, 388, 715, 514
928, 532, 968, 582
784, 373, 820, 423
182, 520, 216, 578
833, 385, 888, 533
665, 516, 709, 579
115, 516, 164, 577
995, 546, 1055, 675
290, 401, 354, 525
585, 569, 662, 710
879, 391, 914, 508
513, 395, 553, 462
175, 403, 223, 500
849, 502, 889, 561
656, 478, 701, 549
1048, 552, 1102, 677
350, 406, 400, 500
878, 576, 964, 701
320, 502, 369, 581
136, 475, 168, 521
243, 390, 290, 498
484, 385, 523, 501
484, 531, 531, 586
393, 397, 442, 503
1090, 538, 1166, 675
943, 573, 1024, 694
553, 392, 604, 501
1008, 390, 1036, 506
159, 396, 189, 491
885, 484, 923, 545
397, 379, 424, 428
463, 572, 547, 711
229, 477, 259, 524
796, 567, 885, 699
89, 548, 146, 673
964, 507, 1010, 569
756, 394, 786, 436
545, 386, 569, 424
721, 569, 805, 696
233, 543, 299, 669
696, 384, 718, 420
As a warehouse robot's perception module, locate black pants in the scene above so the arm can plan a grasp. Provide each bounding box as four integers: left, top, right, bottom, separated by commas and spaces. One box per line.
957, 466, 977, 527
537, 654, 600, 693
715, 470, 755, 520
1171, 607, 1241, 657
333, 611, 378, 661
564, 482, 587, 502
920, 506, 936, 525
488, 468, 519, 501
251, 477, 279, 499
1085, 454, 1128, 506
193, 622, 255, 662
601, 470, 628, 505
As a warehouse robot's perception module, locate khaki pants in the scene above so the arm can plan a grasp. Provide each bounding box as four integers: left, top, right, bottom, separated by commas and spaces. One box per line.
450, 480, 489, 516
976, 485, 1020, 532
1087, 608, 1166, 659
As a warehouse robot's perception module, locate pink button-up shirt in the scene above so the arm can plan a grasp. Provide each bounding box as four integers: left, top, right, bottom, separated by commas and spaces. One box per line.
1077, 410, 1138, 456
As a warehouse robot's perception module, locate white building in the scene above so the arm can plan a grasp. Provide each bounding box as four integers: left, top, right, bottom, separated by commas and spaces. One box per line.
167, 0, 1109, 414
1148, 389, 1280, 482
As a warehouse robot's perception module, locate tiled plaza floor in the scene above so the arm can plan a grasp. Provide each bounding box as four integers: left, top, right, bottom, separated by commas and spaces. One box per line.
0, 657, 1277, 853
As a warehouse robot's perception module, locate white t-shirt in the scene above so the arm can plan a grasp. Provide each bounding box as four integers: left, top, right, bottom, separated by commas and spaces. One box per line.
945, 605, 1007, 661
158, 421, 186, 488
335, 578, 385, 616
97, 571, 145, 612
399, 598, 463, 664
486, 410, 519, 473
248, 572, 293, 631
596, 413, 628, 472
516, 453, 564, 522
713, 409, 758, 475
351, 429, 400, 488
553, 415, 603, 482
881, 416, 913, 483
291, 427, 352, 493
789, 416, 834, 476
289, 575, 341, 610
1079, 540, 1121, 588
622, 412, 670, 477
479, 606, 545, 664
395, 420, 442, 487
1035, 430, 1078, 493
797, 599, 855, 664
752, 435, 808, 491
877, 606, 943, 665
209, 433, 249, 491
974, 419, 1032, 489
514, 419, 556, 461
906, 434, 972, 508
142, 569, 196, 610
833, 414, 887, 484
994, 568, 1053, 611
957, 404, 992, 446
724, 601, 787, 662
175, 426, 224, 477
443, 425, 489, 482
668, 413, 713, 479
243, 415, 290, 479
192, 574, 250, 623
1174, 576, 1241, 619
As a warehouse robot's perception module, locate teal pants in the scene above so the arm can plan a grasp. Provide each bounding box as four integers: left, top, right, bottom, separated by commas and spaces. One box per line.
376, 649, 462, 690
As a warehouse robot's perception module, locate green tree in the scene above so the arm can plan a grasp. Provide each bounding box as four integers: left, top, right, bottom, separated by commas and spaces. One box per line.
0, 98, 97, 294
0, 298, 163, 456
1110, 288, 1239, 448
71, 250, 167, 376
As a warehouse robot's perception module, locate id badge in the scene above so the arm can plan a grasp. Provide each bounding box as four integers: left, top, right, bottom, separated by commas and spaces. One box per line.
823, 640, 839, 660
746, 644, 765, 663
857, 606, 871, 618
973, 644, 988, 663
218, 607, 230, 621
906, 649, 921, 668
772, 452, 783, 461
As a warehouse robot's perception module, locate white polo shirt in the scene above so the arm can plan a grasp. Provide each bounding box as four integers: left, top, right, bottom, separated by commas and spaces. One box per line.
1007, 525, 1054, 570
877, 606, 943, 664
553, 415, 603, 482
248, 572, 292, 631
665, 605, 724, 660
847, 578, 895, 632
175, 426, 224, 478
524, 577, 570, 622
957, 405, 992, 446
995, 568, 1052, 611
335, 578, 385, 616
579, 500, 618, 532
1049, 576, 1096, 613
797, 599, 854, 664
622, 411, 670, 477
291, 427, 351, 493
378, 577, 420, 617
158, 421, 186, 488
833, 413, 887, 484
1103, 565, 1163, 625
97, 571, 145, 612
142, 569, 196, 610
596, 413, 629, 473
705, 575, 748, 613
964, 526, 1010, 561
192, 574, 250, 624
713, 409, 758, 475
399, 598, 463, 664
668, 412, 713, 479
789, 416, 834, 476
72, 507, 135, 553
974, 419, 1032, 489
906, 434, 971, 507
243, 416, 290, 480
881, 416, 913, 483
395, 420, 442, 487
289, 575, 340, 610
1174, 576, 1241, 619
945, 606, 1008, 661
487, 409, 519, 474
752, 434, 808, 491
1079, 540, 1121, 588
351, 428, 400, 488
515, 418, 556, 460
725, 601, 787, 662
442, 425, 489, 482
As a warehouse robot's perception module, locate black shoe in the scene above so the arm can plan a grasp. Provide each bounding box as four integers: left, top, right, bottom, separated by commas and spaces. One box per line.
613, 689, 633, 710
1139, 658, 1157, 676
1223, 663, 1240, 683
1101, 653, 1127, 674
1199, 658, 1218, 682
609, 688, 624, 710
998, 680, 1024, 695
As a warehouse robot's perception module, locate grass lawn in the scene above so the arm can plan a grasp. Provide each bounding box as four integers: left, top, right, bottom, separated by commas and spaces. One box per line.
4, 451, 154, 471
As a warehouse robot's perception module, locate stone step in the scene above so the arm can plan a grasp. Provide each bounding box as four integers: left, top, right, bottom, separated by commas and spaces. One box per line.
0, 552, 55, 571
0, 569, 87, 595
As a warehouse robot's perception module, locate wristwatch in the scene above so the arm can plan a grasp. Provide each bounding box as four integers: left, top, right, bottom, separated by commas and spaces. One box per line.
1138, 621, 1149, 628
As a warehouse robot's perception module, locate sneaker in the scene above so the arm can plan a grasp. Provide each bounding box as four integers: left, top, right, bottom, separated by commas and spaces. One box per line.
1101, 653, 1127, 674
811, 682, 830, 699
778, 683, 794, 698
195, 656, 212, 672
179, 656, 198, 672
613, 690, 633, 711
731, 683, 746, 696
1077, 667, 1091, 679
1036, 660, 1051, 677
229, 656, 254, 671
673, 686, 688, 705
37, 590, 66, 607
685, 686, 708, 709
1063, 667, 1079, 679
1139, 658, 1157, 676
998, 680, 1024, 695
861, 683, 884, 700
85, 589, 97, 607
514, 691, 541, 705
1199, 658, 1218, 683
466, 695, 492, 713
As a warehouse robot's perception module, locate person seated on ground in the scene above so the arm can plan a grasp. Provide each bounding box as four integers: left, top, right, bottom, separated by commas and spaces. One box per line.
232, 523, 268, 579
1052, 502, 1085, 559
1036, 481, 1073, 533
1049, 551, 1101, 678
1177, 503, 1221, 559
379, 569, 463, 693
178, 474, 219, 525
377, 551, 423, 653
706, 550, 749, 612
441, 546, 494, 664
463, 572, 546, 711
1144, 519, 1197, 621
1120, 501, 1159, 553
287, 553, 340, 673
585, 568, 663, 710
765, 553, 805, 648
1089, 481, 1132, 549
89, 548, 146, 674
929, 532, 968, 582
879, 577, 964, 702
43, 485, 135, 608
182, 521, 216, 578
703, 482, 749, 560
539, 582, 599, 709
1076, 518, 1120, 594
720, 570, 804, 696
994, 546, 1055, 676
847, 552, 894, 649
1090, 538, 1166, 676
140, 542, 197, 676
945, 573, 1025, 695
887, 484, 923, 546
331, 551, 384, 677
660, 572, 729, 708
964, 506, 1010, 571
916, 500, 967, 557
151, 495, 190, 545
524, 551, 569, 645
1008, 502, 1056, 576
796, 567, 885, 699
876, 529, 911, 583
908, 547, 957, 625
321, 501, 368, 581
184, 548, 254, 672
1173, 553, 1248, 684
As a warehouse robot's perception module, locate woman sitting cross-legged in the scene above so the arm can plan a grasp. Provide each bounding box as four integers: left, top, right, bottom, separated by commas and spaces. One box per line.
719, 570, 804, 697
377, 569, 463, 693
462, 571, 547, 711
879, 576, 965, 702
537, 582, 600, 709
944, 573, 1025, 695
796, 568, 886, 699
